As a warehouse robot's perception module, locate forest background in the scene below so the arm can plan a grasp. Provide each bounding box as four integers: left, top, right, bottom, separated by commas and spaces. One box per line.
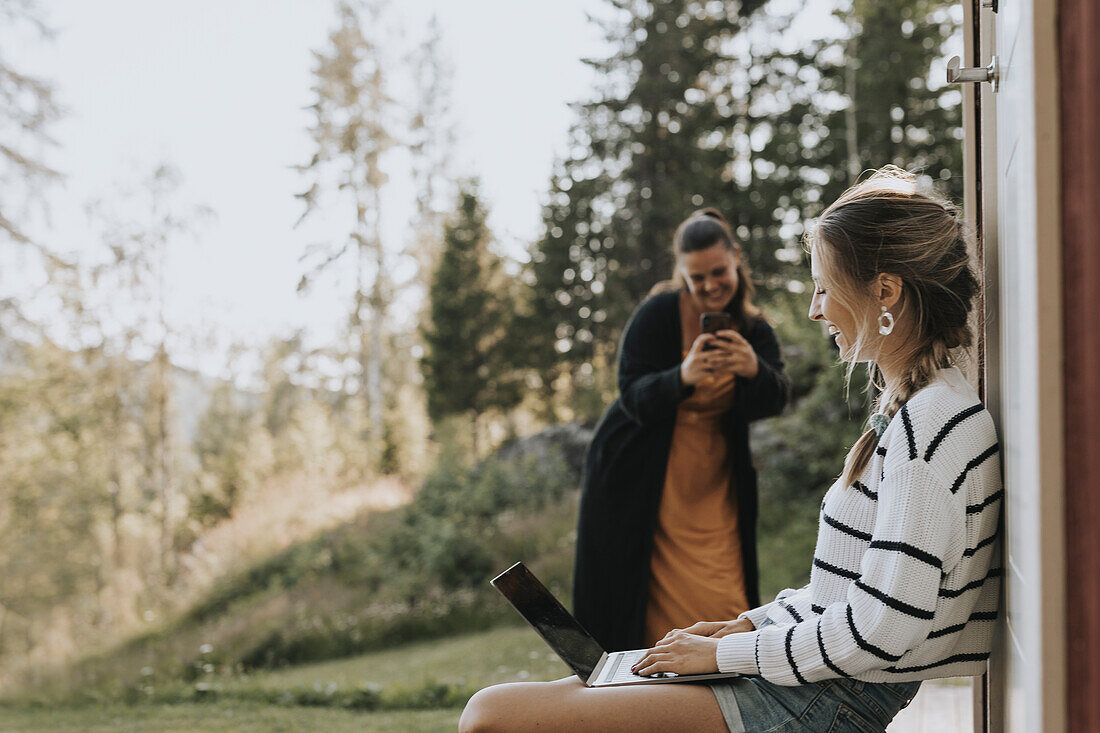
0, 0, 964, 720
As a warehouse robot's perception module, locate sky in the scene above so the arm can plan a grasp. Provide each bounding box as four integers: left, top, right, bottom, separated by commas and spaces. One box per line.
7, 0, 610, 376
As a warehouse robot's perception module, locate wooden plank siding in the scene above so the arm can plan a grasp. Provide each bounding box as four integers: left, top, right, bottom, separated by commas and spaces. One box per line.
1059, 0, 1100, 730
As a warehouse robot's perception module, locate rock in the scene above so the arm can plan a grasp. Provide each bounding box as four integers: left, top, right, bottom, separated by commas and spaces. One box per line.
494, 422, 595, 480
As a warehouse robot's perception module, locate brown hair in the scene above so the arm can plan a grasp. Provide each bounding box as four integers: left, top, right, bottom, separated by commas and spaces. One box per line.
805, 167, 979, 487
650, 207, 761, 328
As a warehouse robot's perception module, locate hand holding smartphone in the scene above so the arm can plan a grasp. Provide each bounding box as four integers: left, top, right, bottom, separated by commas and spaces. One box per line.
700, 313, 732, 350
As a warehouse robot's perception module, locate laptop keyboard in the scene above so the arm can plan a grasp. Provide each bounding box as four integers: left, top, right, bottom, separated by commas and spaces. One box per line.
600, 650, 651, 684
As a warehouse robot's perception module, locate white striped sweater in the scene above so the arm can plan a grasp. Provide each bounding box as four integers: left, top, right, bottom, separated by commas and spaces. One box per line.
716, 367, 1002, 684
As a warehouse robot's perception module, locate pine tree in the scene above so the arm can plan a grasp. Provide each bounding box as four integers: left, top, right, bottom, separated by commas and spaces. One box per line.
835, 0, 963, 198
421, 181, 521, 448
525, 0, 962, 420
526, 0, 775, 418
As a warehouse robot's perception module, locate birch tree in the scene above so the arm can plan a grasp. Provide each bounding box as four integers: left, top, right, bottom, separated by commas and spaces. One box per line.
296, 0, 396, 459
407, 13, 454, 286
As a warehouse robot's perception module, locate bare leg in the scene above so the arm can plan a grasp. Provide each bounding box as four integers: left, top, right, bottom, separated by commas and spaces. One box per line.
459, 676, 729, 733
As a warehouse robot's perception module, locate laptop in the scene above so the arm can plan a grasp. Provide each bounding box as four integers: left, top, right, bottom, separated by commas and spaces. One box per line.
491, 562, 741, 687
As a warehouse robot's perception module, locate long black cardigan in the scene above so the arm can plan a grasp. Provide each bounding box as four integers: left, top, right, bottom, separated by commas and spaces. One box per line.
572, 290, 790, 652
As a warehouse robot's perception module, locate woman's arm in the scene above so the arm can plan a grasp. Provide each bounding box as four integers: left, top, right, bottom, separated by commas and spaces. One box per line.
616, 297, 687, 426
632, 585, 809, 676
714, 457, 965, 683
634, 459, 965, 683
736, 320, 790, 421
739, 584, 813, 629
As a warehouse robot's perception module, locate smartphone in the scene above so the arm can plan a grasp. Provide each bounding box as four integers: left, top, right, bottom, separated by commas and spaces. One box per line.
700, 312, 732, 350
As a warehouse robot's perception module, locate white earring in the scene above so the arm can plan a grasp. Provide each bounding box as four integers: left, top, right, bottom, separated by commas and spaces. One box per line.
878, 306, 895, 336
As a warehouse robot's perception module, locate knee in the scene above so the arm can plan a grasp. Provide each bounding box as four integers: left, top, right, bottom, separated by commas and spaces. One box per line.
459, 685, 509, 733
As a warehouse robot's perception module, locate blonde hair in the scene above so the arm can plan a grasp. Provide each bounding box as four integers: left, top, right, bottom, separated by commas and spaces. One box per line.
805, 167, 979, 487
649, 207, 761, 329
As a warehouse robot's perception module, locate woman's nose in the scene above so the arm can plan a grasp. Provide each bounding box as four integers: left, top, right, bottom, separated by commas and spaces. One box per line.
808, 297, 823, 321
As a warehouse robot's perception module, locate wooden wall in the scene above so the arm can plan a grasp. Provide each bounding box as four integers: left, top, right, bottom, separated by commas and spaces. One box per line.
1059, 0, 1100, 729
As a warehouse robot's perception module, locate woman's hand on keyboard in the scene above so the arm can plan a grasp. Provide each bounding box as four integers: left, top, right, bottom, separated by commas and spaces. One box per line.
673, 618, 755, 639
630, 630, 720, 677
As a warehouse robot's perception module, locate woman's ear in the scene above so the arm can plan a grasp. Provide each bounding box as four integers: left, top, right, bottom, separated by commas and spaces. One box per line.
877, 273, 904, 310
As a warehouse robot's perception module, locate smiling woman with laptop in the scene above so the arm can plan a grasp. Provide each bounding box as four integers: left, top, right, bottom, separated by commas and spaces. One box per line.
459, 168, 1002, 733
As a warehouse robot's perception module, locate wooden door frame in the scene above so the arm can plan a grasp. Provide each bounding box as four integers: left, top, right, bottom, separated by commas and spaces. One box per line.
965, 0, 1066, 730
960, 0, 1000, 724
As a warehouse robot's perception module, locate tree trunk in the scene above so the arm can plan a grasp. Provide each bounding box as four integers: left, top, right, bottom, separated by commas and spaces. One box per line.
366, 186, 385, 451
155, 347, 174, 584
845, 31, 861, 184
471, 411, 479, 457
109, 372, 124, 572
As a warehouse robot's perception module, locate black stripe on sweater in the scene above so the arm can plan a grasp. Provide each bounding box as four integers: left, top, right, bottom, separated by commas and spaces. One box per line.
853, 481, 878, 500
940, 567, 1002, 598
812, 603, 826, 615
924, 404, 984, 462
823, 513, 873, 542
855, 579, 936, 620
815, 558, 861, 581
963, 532, 998, 558
926, 610, 999, 640
846, 605, 903, 661
816, 619, 851, 678
785, 626, 809, 684
778, 599, 803, 623
869, 540, 942, 569
966, 489, 1004, 514
950, 444, 1000, 494
884, 652, 990, 674
901, 405, 917, 460
876, 445, 887, 458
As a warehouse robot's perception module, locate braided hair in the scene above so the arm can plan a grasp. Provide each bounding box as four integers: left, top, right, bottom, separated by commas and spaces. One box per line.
805, 167, 979, 487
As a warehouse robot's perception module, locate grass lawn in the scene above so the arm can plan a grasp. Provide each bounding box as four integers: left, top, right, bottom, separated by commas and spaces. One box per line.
3, 625, 568, 732
218, 624, 569, 694
0, 702, 461, 732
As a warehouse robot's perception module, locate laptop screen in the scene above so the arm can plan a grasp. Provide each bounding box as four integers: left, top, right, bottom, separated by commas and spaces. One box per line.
491, 562, 606, 682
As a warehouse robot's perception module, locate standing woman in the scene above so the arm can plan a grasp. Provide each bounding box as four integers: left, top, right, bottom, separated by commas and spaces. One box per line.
572, 208, 791, 651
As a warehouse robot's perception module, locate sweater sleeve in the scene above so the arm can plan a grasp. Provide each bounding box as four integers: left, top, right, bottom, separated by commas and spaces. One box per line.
716, 454, 965, 683
738, 585, 813, 629
617, 297, 688, 426
734, 319, 790, 422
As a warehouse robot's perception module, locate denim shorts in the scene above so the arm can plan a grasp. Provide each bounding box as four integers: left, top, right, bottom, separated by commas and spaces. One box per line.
707, 622, 921, 732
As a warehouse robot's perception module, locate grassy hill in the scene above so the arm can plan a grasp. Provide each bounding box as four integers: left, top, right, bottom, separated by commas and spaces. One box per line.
25, 436, 584, 705
14, 417, 820, 719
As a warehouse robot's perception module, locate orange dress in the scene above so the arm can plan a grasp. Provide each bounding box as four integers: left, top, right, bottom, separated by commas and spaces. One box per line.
643, 302, 749, 646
